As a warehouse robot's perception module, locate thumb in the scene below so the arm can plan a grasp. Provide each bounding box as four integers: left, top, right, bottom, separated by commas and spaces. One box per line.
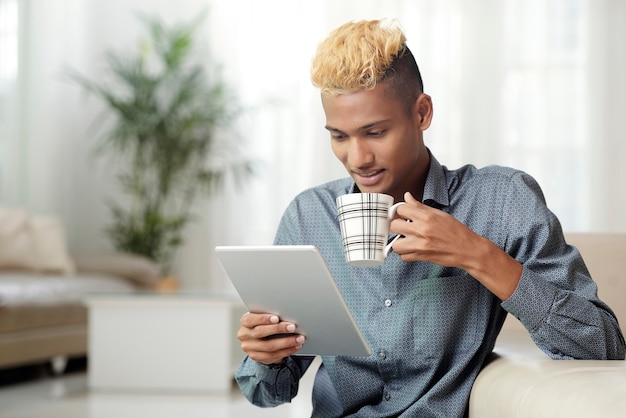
404, 191, 420, 205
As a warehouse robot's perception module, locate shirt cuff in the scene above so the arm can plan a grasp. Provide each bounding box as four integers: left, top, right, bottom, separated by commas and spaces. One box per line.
501, 265, 559, 331
239, 357, 285, 382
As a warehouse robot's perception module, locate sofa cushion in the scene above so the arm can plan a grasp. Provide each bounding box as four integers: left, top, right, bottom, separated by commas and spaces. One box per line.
0, 273, 135, 308
0, 303, 86, 333
469, 330, 626, 418
0, 207, 75, 275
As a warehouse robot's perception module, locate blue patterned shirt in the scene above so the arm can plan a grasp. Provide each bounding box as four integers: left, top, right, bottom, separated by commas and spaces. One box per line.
236, 153, 625, 417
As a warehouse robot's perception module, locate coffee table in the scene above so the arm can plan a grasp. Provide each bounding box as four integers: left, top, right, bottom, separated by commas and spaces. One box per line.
84, 291, 245, 394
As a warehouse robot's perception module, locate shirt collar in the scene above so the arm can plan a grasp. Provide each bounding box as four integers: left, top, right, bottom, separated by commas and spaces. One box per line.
422, 150, 450, 208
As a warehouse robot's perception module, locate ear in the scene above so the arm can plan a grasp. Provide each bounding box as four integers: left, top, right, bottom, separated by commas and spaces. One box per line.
415, 93, 433, 130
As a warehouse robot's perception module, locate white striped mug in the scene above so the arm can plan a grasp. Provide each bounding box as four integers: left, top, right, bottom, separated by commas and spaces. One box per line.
336, 193, 405, 267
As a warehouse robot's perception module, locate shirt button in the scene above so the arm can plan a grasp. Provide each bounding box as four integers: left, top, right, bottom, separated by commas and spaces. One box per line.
378, 351, 387, 360
384, 391, 391, 401
384, 299, 392, 307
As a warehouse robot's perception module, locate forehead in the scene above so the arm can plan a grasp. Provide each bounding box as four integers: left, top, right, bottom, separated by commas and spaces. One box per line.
321, 83, 405, 128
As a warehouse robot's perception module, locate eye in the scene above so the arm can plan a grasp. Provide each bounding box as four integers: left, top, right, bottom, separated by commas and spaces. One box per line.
330, 132, 347, 141
368, 130, 385, 137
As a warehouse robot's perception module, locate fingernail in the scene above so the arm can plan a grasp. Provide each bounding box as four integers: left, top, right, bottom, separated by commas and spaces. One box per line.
296, 335, 305, 344
286, 323, 296, 332
269, 315, 279, 324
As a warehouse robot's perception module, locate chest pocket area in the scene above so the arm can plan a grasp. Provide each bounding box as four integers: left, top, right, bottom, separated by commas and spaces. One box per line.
412, 275, 481, 358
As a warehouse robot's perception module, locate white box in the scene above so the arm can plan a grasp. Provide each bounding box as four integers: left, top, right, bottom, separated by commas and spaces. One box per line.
85, 293, 241, 394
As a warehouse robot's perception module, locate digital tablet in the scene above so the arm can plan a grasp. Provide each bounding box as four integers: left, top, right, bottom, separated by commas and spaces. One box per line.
214, 245, 372, 357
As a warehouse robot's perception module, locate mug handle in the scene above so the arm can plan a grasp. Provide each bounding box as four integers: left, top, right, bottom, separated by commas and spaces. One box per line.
383, 202, 406, 257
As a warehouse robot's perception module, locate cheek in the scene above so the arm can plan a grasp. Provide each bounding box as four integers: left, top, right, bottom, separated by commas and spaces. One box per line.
381, 139, 417, 168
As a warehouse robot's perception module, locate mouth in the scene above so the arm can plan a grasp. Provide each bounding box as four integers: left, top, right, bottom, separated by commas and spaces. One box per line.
353, 169, 385, 187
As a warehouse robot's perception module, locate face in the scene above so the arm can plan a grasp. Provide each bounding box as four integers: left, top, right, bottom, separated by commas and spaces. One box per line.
322, 82, 433, 203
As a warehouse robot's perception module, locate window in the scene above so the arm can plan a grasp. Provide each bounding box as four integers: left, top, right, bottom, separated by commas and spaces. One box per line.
501, 0, 586, 229
0, 0, 18, 88
0, 0, 18, 201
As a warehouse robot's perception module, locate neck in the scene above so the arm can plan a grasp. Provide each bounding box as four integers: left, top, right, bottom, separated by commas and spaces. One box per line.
401, 148, 430, 203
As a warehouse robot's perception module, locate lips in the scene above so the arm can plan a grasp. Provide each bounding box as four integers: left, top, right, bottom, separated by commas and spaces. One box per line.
353, 169, 385, 187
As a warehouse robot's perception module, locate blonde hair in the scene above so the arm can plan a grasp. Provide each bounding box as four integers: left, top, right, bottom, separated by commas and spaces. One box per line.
311, 19, 407, 95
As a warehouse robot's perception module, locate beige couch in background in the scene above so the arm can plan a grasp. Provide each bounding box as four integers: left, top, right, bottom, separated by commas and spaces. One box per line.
0, 207, 159, 372
0, 254, 160, 372
469, 233, 626, 417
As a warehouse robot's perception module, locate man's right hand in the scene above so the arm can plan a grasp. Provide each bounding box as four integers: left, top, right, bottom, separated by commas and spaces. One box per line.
237, 312, 305, 366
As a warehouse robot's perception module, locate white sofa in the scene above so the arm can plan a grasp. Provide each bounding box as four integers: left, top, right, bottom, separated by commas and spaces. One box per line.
469, 233, 626, 417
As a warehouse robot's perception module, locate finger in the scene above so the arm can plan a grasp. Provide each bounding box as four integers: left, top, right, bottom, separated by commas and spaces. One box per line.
248, 345, 299, 366
243, 335, 306, 364
393, 193, 426, 222
390, 217, 414, 237
245, 334, 305, 353
257, 322, 298, 339
239, 318, 299, 342
240, 312, 279, 328
404, 191, 420, 204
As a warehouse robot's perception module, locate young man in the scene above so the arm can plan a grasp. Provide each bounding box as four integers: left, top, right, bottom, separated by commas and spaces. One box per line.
235, 19, 625, 417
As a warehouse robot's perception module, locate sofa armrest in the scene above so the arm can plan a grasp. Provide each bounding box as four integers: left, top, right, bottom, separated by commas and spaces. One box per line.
469, 330, 626, 418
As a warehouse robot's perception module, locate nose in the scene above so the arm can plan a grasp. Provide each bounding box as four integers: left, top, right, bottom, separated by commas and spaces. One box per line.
347, 138, 374, 168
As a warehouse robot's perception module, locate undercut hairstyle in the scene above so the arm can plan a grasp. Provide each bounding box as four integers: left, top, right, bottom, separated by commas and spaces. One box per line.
311, 19, 424, 111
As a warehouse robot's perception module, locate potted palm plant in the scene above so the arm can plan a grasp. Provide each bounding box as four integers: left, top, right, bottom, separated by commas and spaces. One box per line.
71, 14, 254, 277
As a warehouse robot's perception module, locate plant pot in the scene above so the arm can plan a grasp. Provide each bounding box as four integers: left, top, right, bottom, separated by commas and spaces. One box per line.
154, 276, 180, 293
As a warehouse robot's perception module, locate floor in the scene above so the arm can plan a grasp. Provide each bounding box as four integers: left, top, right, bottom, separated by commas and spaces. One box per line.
0, 358, 320, 418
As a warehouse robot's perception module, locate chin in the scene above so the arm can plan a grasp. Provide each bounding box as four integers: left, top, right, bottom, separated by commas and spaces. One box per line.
360, 187, 390, 196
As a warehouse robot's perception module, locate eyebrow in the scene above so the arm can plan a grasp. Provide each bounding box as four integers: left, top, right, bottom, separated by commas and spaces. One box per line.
325, 119, 390, 133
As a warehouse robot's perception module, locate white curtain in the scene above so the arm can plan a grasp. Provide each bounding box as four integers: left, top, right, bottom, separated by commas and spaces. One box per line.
1, 0, 625, 289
